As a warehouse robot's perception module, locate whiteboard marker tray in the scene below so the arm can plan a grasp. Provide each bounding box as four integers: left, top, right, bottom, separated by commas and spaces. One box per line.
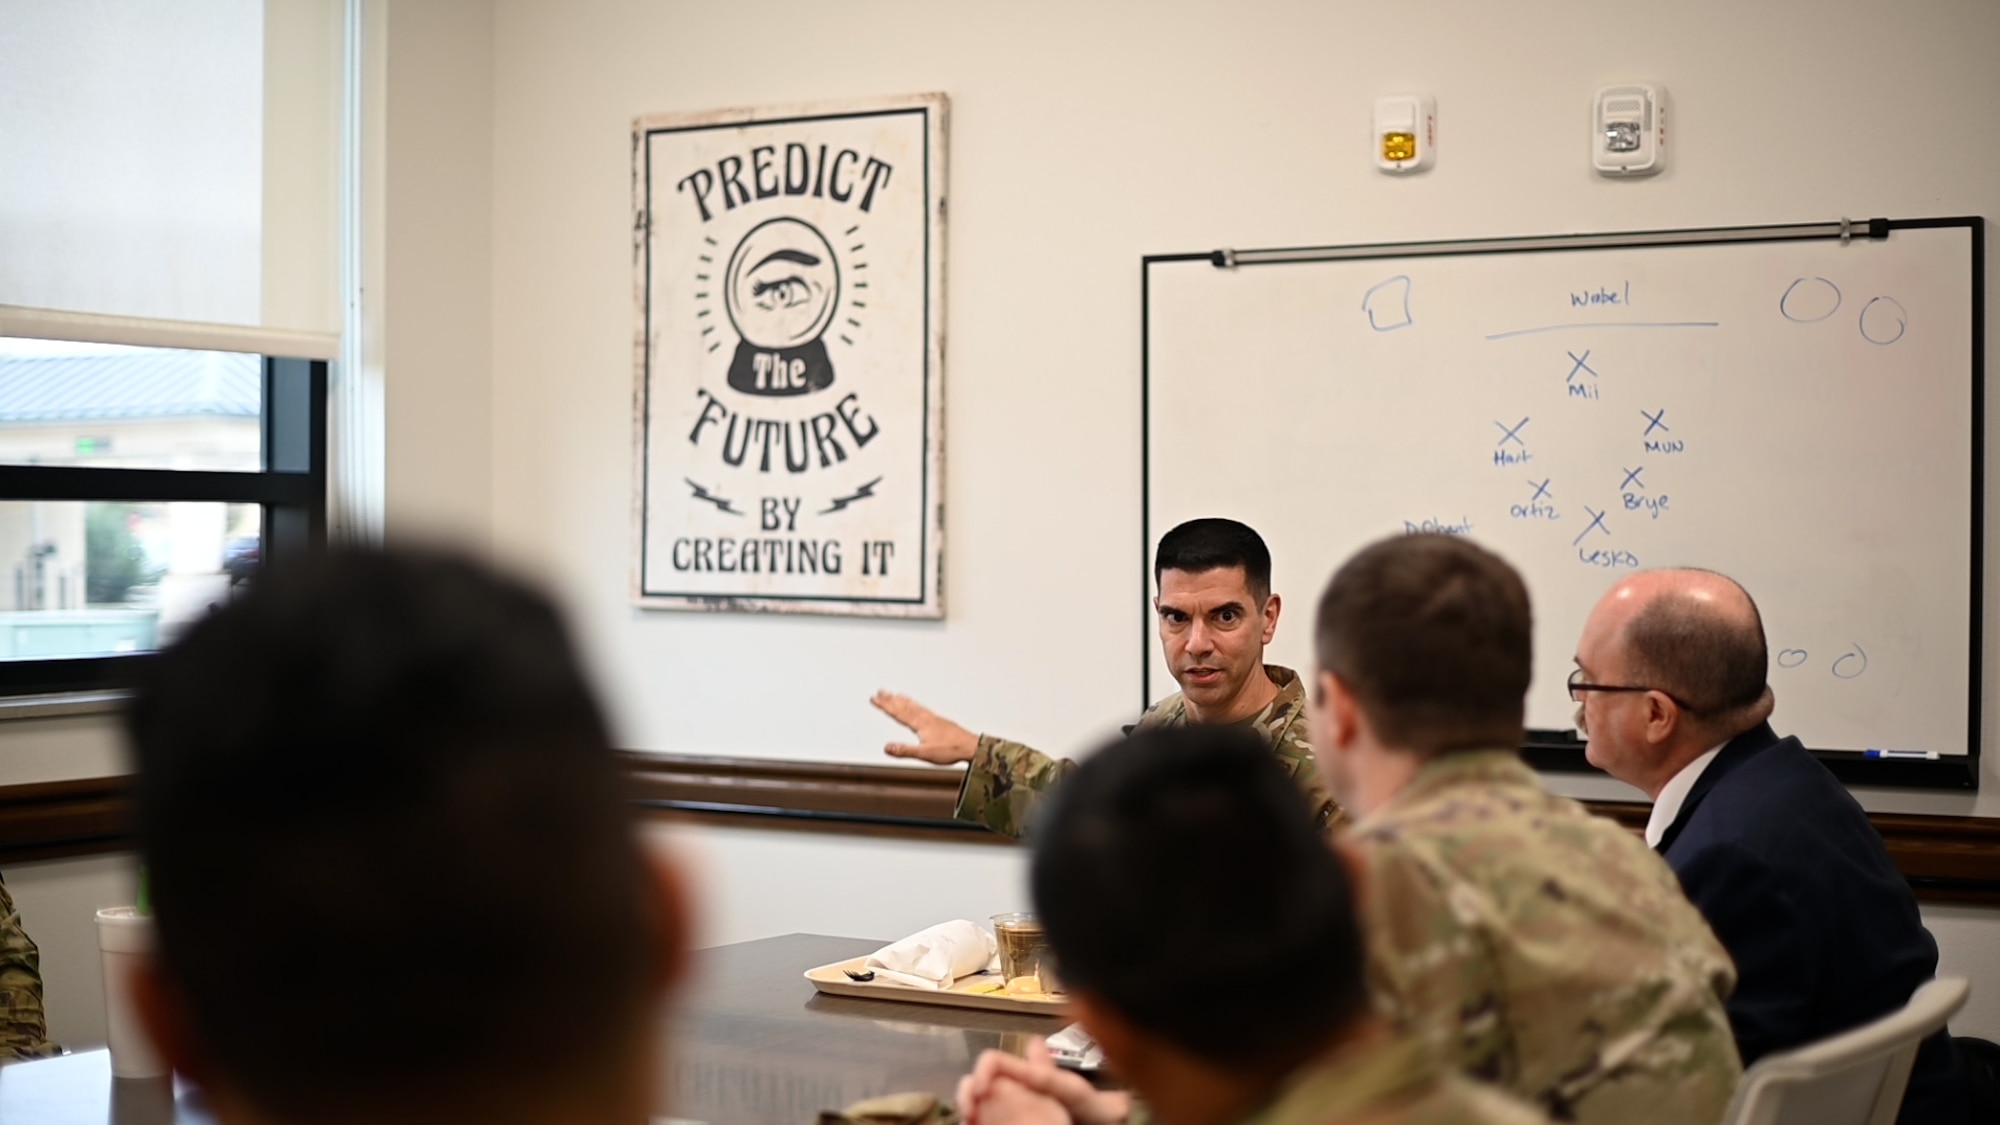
804, 956, 1069, 1017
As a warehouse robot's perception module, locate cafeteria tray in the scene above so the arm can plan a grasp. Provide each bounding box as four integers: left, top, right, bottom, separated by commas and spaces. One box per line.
803, 956, 1069, 1017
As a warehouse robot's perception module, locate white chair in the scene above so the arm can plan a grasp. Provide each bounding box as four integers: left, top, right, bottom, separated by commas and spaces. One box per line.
1720, 977, 1970, 1125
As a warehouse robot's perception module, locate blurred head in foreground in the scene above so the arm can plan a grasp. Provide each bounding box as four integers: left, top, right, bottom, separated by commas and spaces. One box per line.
125, 548, 689, 1125
1031, 725, 1370, 1117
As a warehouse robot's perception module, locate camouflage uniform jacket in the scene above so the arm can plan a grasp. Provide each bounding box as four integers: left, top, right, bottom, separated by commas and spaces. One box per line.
952, 665, 1341, 838
0, 875, 54, 1061
1351, 750, 1741, 1125
1234, 1035, 1552, 1125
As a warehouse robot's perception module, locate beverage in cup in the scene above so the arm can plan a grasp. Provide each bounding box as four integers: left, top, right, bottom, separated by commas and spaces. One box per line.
990, 913, 1059, 995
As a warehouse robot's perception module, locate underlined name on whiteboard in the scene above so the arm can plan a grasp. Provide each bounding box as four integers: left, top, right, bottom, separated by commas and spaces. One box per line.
1485, 321, 1722, 340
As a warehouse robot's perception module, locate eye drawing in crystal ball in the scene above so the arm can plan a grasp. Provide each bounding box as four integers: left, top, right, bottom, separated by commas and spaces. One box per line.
720, 217, 845, 397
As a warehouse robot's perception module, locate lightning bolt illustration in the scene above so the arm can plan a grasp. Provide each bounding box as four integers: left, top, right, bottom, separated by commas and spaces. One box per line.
819, 477, 884, 515
685, 478, 743, 515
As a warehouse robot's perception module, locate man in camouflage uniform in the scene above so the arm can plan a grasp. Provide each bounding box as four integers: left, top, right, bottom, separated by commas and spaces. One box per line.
872, 518, 1340, 838
0, 874, 55, 1061
1308, 534, 1741, 1125
952, 726, 1551, 1125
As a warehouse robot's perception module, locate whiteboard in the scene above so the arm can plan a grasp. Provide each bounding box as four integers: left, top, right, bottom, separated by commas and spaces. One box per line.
1144, 220, 1981, 771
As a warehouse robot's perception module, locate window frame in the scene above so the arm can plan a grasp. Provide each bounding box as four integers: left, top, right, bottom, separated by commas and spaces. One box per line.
0, 353, 328, 695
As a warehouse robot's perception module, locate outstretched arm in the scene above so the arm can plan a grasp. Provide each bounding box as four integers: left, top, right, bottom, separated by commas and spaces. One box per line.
872, 691, 981, 765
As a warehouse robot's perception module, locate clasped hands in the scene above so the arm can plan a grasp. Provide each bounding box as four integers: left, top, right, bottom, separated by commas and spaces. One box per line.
955, 1039, 1131, 1125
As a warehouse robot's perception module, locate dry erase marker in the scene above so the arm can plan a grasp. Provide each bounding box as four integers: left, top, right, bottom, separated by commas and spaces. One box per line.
1864, 749, 1940, 760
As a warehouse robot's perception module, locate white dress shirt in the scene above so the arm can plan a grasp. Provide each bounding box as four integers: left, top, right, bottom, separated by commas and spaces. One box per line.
1643, 744, 1726, 849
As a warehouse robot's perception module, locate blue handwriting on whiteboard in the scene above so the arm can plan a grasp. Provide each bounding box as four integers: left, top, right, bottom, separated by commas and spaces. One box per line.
1362, 276, 1415, 332
1511, 476, 1560, 521
1579, 548, 1641, 568
1493, 417, 1532, 465
1570, 283, 1631, 307
1405, 517, 1474, 536
1624, 493, 1669, 518
1572, 506, 1609, 547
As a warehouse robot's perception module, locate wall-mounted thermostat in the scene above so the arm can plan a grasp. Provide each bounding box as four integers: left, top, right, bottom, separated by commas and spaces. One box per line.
1375, 94, 1435, 173
1593, 84, 1666, 176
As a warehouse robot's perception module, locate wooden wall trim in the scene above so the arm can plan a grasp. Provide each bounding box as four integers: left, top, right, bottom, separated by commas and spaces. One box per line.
627, 754, 2000, 905
0, 775, 130, 864
6, 759, 1998, 906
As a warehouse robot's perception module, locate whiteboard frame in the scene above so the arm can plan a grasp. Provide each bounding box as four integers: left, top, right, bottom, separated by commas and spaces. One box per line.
1140, 216, 1985, 790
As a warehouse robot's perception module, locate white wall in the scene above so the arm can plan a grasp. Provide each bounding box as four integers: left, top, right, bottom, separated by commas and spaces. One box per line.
381, 0, 495, 546
478, 0, 2000, 1040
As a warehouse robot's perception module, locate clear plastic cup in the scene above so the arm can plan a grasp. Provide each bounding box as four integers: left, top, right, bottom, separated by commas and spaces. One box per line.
991, 913, 1058, 994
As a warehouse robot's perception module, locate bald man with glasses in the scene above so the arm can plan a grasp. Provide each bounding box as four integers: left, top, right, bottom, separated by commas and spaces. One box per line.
1574, 569, 1971, 1125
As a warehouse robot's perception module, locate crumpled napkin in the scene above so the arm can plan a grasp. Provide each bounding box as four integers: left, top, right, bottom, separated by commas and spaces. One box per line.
863, 920, 998, 990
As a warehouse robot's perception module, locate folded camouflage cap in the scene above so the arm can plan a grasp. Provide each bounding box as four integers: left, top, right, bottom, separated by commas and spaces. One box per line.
817, 1091, 957, 1125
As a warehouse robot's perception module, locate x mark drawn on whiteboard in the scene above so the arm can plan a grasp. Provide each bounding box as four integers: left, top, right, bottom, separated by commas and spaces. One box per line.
1573, 506, 1610, 547
1494, 417, 1531, 447
1640, 408, 1670, 436
1566, 350, 1599, 382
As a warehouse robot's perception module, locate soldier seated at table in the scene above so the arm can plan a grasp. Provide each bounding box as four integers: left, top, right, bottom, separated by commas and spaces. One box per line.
0, 873, 56, 1062
953, 725, 1549, 1125
872, 517, 1342, 837
122, 548, 695, 1125
1308, 534, 1742, 1125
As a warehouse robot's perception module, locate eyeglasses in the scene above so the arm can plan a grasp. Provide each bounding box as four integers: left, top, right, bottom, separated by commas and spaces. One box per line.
1566, 668, 1698, 713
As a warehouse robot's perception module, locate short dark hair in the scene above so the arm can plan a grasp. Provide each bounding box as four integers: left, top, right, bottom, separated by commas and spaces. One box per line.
1155, 518, 1272, 601
1623, 577, 1769, 717
1314, 533, 1532, 753
1030, 726, 1367, 1066
126, 549, 664, 1123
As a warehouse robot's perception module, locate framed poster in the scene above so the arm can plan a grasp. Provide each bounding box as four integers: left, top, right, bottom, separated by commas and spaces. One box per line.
632, 93, 946, 617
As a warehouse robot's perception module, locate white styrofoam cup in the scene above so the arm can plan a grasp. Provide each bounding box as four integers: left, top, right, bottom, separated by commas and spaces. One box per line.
95, 907, 168, 1080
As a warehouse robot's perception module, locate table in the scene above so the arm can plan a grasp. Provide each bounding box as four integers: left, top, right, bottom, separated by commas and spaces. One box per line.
0, 934, 1068, 1125
669, 934, 1068, 1123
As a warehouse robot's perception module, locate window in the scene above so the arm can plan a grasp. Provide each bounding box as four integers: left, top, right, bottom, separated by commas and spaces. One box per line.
0, 339, 325, 693
0, 0, 346, 695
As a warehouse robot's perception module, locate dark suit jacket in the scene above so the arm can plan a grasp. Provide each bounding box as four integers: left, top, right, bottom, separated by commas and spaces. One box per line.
1658, 723, 1968, 1125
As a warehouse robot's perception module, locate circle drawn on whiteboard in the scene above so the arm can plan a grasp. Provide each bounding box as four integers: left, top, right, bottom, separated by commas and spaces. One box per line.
1831, 644, 1869, 680
723, 218, 842, 350
1859, 297, 1907, 346
1776, 649, 1808, 669
1779, 277, 1841, 323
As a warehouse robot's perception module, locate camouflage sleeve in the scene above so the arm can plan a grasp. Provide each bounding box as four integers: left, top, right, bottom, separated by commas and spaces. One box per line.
1357, 837, 1512, 1089
0, 878, 54, 1060
1271, 726, 1346, 834
1259, 703, 1347, 833
951, 735, 1077, 839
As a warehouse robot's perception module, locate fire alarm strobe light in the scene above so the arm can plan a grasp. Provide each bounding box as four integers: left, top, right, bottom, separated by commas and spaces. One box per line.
1594, 84, 1666, 176
1375, 94, 1436, 173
